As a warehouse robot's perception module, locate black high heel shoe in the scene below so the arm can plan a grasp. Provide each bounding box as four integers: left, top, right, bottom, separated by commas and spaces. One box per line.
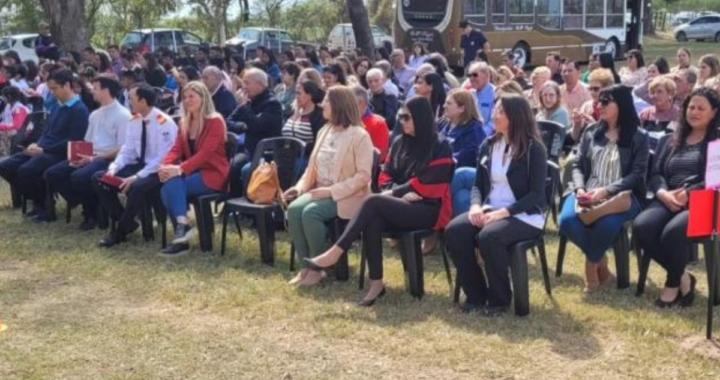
303, 257, 336, 271
680, 274, 697, 308
654, 291, 681, 308
357, 287, 386, 307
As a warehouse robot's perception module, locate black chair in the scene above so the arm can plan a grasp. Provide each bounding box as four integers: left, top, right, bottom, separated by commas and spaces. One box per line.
452, 161, 557, 316
220, 137, 306, 265
555, 209, 633, 290
537, 120, 565, 163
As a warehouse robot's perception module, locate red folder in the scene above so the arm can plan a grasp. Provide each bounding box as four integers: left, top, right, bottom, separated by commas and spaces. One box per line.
687, 189, 720, 238
68, 141, 93, 163
100, 173, 123, 188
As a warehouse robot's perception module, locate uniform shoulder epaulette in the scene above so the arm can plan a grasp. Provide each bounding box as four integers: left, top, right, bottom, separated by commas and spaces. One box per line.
157, 113, 167, 124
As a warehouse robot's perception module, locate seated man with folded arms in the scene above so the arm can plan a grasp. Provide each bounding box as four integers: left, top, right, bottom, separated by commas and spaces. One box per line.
44, 75, 131, 230
0, 69, 89, 222
93, 83, 178, 247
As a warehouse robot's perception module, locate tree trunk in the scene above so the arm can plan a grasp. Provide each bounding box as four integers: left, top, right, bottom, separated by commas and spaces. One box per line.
347, 0, 374, 59
39, 0, 88, 54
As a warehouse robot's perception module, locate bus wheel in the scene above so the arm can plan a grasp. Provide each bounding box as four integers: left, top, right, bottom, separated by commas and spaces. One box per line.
512, 42, 530, 69
605, 38, 620, 59
676, 32, 687, 42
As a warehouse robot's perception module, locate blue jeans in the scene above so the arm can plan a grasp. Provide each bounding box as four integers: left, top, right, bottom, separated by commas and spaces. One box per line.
161, 173, 216, 221
558, 193, 641, 263
450, 167, 476, 217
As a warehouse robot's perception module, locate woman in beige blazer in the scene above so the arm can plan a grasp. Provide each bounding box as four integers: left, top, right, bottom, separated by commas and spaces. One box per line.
283, 85, 375, 286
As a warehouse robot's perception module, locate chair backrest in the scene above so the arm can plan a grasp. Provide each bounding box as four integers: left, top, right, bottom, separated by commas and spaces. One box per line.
537, 120, 565, 161
250, 137, 306, 191
371, 148, 381, 193
225, 132, 239, 162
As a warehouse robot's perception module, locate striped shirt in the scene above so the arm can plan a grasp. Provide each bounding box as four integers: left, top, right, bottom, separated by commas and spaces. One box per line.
282, 112, 315, 144
586, 141, 621, 190
666, 143, 703, 190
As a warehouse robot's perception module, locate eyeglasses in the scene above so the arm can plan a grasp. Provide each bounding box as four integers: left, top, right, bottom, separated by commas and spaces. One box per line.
588, 86, 601, 92
398, 113, 411, 122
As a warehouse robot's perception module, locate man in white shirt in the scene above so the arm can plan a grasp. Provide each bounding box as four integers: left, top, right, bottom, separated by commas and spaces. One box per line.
94, 83, 178, 247
45, 75, 131, 231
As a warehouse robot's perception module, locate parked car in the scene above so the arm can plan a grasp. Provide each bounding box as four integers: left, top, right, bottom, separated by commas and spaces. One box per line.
0, 33, 39, 63
226, 28, 295, 59
327, 24, 393, 53
675, 14, 720, 42
120, 28, 207, 54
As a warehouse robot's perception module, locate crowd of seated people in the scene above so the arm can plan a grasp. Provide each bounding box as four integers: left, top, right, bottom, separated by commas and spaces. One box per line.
3, 22, 720, 315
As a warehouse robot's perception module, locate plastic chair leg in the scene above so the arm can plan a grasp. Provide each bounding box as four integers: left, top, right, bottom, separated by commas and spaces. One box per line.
636, 247, 652, 297
256, 210, 276, 266
401, 233, 424, 300
556, 233, 567, 277
614, 230, 630, 290
537, 238, 552, 296
510, 245, 530, 317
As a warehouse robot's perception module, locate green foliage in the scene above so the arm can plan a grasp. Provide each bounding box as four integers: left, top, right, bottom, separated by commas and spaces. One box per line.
282, 0, 345, 43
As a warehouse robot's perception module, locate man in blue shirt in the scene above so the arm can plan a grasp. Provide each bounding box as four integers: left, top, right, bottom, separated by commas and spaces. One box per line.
0, 69, 89, 222
468, 62, 496, 137
460, 19, 490, 69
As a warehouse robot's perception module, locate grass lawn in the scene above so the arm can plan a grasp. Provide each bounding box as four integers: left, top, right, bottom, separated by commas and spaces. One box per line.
3, 38, 720, 380
641, 34, 720, 63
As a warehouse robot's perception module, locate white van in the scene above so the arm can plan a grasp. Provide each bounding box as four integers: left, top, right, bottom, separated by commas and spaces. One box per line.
327, 23, 393, 52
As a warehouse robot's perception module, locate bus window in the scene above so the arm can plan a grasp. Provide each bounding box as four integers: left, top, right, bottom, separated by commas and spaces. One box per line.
585, 0, 605, 28
464, 0, 486, 25
607, 0, 625, 28
492, 0, 506, 25
509, 0, 534, 24
537, 0, 561, 30
562, 0, 583, 29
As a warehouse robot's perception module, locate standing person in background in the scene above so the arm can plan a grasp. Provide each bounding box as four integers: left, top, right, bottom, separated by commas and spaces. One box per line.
546, 52, 564, 85
35, 22, 59, 61
459, 19, 490, 69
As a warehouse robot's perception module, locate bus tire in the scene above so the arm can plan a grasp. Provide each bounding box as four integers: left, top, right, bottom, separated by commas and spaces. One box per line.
512, 42, 531, 69
676, 32, 687, 42
605, 37, 621, 60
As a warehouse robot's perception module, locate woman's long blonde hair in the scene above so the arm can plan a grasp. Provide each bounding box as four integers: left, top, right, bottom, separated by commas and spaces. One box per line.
181, 80, 223, 136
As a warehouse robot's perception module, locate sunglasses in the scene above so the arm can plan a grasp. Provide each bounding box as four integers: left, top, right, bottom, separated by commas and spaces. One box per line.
398, 113, 411, 122
588, 86, 601, 92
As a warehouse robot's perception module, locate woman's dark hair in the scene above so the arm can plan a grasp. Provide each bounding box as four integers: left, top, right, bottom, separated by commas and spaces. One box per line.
2, 85, 25, 104
598, 84, 640, 147
307, 50, 321, 67
143, 52, 161, 70
299, 80, 325, 104
230, 54, 245, 75
2, 50, 21, 65
353, 56, 372, 88
282, 50, 295, 62
323, 63, 347, 85
490, 95, 541, 160
181, 65, 200, 81
654, 56, 670, 75
95, 52, 110, 73
412, 42, 428, 57
672, 87, 720, 149
257, 46, 278, 66
627, 49, 645, 68
419, 72, 446, 117
399, 96, 439, 172
599, 52, 621, 84
23, 60, 38, 82
282, 61, 301, 82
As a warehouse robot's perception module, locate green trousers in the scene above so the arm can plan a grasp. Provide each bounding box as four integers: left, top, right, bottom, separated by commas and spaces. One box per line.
286, 193, 338, 268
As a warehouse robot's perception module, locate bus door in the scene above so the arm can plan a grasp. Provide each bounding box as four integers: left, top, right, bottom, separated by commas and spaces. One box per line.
626, 0, 642, 51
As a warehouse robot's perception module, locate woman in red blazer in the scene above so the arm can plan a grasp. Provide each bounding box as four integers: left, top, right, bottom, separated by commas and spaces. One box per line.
158, 81, 229, 256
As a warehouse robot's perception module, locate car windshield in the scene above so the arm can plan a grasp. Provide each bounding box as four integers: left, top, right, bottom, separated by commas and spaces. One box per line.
236, 29, 260, 40
121, 32, 144, 47
0, 38, 12, 50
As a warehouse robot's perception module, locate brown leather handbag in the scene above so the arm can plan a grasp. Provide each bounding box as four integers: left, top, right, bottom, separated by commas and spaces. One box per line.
576, 191, 632, 226
247, 162, 283, 205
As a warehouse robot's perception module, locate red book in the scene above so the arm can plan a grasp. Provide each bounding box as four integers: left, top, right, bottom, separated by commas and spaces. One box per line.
100, 173, 124, 188
687, 190, 720, 238
68, 141, 93, 163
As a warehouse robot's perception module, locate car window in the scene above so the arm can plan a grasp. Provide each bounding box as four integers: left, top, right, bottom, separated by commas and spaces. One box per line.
330, 26, 341, 37
692, 17, 708, 25
709, 16, 720, 23
236, 29, 260, 40
121, 32, 145, 47
155, 31, 174, 49
22, 37, 35, 49
279, 31, 293, 42
371, 26, 384, 36
0, 38, 12, 50
181, 32, 202, 46
266, 31, 278, 40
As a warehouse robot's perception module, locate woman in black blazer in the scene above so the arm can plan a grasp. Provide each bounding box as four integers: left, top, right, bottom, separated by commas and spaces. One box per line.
633, 88, 720, 308
559, 84, 649, 292
446, 94, 548, 316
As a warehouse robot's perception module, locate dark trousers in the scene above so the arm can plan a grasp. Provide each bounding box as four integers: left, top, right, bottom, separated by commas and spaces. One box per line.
229, 151, 250, 198
446, 213, 541, 307
93, 164, 162, 234
335, 194, 440, 280
44, 158, 110, 219
0, 152, 64, 207
632, 200, 690, 288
